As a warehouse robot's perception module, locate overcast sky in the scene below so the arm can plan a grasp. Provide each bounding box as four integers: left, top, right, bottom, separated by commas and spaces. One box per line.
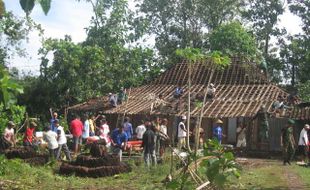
3, 0, 303, 75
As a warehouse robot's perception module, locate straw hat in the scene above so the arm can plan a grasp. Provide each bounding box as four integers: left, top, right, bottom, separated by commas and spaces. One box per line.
8, 121, 15, 126
215, 119, 223, 124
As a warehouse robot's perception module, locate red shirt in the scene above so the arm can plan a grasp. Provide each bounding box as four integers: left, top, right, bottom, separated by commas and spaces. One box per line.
70, 119, 83, 137
23, 127, 35, 143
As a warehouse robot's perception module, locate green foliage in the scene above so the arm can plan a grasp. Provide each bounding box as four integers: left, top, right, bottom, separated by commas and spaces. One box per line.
279, 35, 310, 86
208, 51, 231, 70
242, 0, 285, 53
19, 0, 51, 15
298, 81, 310, 102
19, 0, 35, 15
176, 48, 204, 62
0, 104, 25, 133
209, 22, 258, 59
138, 0, 244, 67
202, 139, 241, 188
0, 66, 23, 109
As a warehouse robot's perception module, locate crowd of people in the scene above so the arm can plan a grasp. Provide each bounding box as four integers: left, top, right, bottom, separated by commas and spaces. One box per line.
1, 109, 310, 167
68, 114, 170, 166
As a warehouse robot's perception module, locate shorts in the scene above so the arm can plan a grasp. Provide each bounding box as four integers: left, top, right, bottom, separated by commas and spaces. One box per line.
298, 145, 309, 156
73, 136, 82, 146
236, 139, 246, 148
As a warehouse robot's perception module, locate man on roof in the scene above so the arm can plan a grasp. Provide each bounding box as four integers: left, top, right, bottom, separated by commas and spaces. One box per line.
207, 83, 216, 100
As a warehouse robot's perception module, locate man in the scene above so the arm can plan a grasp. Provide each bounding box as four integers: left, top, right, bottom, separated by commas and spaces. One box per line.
213, 119, 224, 144
23, 122, 37, 146
70, 115, 83, 154
281, 119, 296, 165
50, 112, 59, 133
159, 118, 169, 158
0, 121, 16, 150
142, 120, 156, 167
236, 124, 246, 148
111, 125, 128, 162
54, 120, 71, 161
177, 116, 187, 150
43, 126, 58, 159
253, 105, 270, 141
89, 115, 96, 136
117, 87, 127, 105
109, 93, 117, 107
207, 83, 216, 99
298, 124, 309, 164
123, 117, 133, 140
174, 86, 183, 99
82, 115, 90, 142
153, 116, 161, 157
135, 120, 146, 140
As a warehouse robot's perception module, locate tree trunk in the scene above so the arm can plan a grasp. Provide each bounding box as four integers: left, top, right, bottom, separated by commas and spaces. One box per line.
194, 66, 215, 170
187, 62, 191, 151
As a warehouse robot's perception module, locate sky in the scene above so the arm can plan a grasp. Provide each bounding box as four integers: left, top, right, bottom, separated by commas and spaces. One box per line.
3, 0, 303, 75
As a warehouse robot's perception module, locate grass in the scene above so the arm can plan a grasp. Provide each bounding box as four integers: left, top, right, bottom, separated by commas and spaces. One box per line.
0, 155, 170, 190
1, 154, 309, 190
236, 165, 289, 190
291, 164, 310, 188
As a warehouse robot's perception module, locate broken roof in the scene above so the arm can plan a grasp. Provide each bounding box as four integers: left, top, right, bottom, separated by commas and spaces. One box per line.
102, 57, 289, 118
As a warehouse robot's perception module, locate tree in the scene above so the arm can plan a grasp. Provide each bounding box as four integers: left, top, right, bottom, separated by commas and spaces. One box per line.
176, 47, 205, 151
242, 0, 285, 57
83, 0, 158, 89
137, 0, 244, 67
209, 21, 259, 59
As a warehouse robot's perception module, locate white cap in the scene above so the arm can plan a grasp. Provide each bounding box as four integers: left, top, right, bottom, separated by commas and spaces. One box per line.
108, 93, 112, 96
181, 115, 187, 120
210, 83, 214, 87
305, 124, 310, 129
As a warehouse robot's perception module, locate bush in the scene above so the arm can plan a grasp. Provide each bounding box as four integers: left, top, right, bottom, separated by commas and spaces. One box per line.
0, 104, 25, 133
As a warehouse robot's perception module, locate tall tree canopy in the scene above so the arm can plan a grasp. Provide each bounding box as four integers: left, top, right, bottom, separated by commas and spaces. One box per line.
209, 22, 258, 59
137, 0, 244, 67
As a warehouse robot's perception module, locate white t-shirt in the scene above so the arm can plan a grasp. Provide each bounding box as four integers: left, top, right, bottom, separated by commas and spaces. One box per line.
178, 122, 186, 138
57, 126, 67, 145
207, 87, 216, 95
43, 130, 59, 149
99, 124, 110, 142
135, 124, 146, 139
237, 127, 246, 141
4, 127, 14, 141
160, 125, 167, 135
298, 128, 309, 146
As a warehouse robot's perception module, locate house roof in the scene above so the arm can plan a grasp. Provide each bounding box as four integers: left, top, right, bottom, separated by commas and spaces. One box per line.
287, 103, 310, 120
68, 97, 108, 112
104, 84, 288, 118
152, 57, 268, 85
69, 57, 290, 118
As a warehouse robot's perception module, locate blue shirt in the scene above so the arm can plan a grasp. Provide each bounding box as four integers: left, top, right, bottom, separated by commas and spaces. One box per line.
123, 122, 133, 139
50, 119, 59, 133
213, 126, 223, 142
175, 87, 183, 96
112, 128, 128, 146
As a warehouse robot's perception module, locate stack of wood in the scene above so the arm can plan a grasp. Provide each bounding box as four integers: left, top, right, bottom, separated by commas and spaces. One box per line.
59, 142, 131, 178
